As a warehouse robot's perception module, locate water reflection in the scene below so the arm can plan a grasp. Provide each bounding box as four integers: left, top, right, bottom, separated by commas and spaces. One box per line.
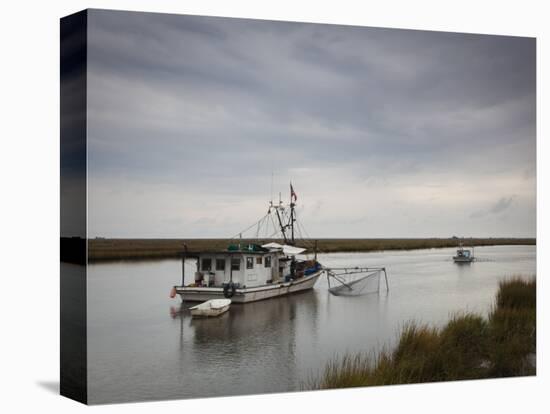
172, 292, 319, 349
87, 245, 535, 403
167, 291, 321, 392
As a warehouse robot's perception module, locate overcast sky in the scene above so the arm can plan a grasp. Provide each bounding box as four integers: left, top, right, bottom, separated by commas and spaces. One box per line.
86, 9, 536, 238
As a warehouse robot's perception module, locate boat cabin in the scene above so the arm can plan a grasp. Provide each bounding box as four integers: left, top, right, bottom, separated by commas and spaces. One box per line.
192, 244, 289, 288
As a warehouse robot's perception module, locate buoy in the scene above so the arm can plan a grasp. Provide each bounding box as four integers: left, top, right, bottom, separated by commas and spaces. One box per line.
169, 286, 177, 298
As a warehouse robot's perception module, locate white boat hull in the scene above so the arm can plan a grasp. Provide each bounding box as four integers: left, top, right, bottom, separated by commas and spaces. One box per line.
189, 299, 231, 317
190, 304, 230, 317
176, 271, 322, 303
453, 256, 474, 263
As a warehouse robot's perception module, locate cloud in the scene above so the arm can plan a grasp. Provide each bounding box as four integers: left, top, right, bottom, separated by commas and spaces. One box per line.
84, 10, 536, 238
490, 196, 516, 214
470, 196, 516, 219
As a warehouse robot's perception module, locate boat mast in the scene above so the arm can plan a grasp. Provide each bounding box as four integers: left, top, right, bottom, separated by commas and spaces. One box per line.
289, 184, 297, 279
272, 184, 297, 246
290, 183, 296, 246
274, 192, 288, 244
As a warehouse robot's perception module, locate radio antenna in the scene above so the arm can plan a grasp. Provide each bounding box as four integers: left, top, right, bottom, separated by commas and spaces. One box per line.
270, 171, 274, 205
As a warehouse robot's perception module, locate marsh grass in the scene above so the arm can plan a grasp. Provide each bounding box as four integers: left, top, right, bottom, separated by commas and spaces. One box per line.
87, 237, 535, 261
488, 277, 536, 377
495, 277, 536, 310
312, 277, 536, 389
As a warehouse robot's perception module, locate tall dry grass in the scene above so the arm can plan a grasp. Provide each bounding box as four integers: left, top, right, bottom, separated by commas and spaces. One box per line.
312, 276, 536, 389
86, 237, 535, 261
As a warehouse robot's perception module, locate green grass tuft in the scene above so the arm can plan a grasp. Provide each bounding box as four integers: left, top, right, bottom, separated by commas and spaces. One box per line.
495, 277, 536, 310
312, 276, 536, 389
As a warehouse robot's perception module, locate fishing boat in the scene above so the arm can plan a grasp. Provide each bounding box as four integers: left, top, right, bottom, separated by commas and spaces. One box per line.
173, 185, 324, 303
189, 299, 231, 317
453, 243, 475, 263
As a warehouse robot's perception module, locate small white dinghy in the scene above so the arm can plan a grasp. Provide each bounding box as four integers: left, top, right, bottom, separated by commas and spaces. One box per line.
189, 299, 231, 317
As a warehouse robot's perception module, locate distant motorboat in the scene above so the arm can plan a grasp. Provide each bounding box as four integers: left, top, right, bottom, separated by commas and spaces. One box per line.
189, 299, 231, 317
453, 243, 475, 263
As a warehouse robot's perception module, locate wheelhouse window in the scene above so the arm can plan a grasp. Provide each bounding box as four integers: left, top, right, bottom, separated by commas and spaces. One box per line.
216, 258, 225, 271
265, 255, 272, 268
231, 258, 241, 271
256, 257, 263, 265
246, 257, 254, 269
201, 258, 212, 271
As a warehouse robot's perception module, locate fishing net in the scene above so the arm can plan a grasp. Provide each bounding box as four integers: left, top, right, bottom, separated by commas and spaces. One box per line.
328, 270, 385, 296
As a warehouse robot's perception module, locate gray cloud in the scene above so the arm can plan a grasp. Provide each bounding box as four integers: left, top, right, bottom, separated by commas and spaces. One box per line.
490, 196, 516, 214
85, 9, 536, 238
470, 196, 516, 219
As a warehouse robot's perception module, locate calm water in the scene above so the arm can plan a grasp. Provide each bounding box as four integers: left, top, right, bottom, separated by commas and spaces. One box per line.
85, 245, 535, 403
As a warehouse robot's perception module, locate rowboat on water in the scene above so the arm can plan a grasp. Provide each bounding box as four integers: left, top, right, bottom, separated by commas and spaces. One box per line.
189, 299, 231, 317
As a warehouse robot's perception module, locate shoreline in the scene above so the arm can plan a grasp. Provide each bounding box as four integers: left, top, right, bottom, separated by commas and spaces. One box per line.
80, 237, 536, 263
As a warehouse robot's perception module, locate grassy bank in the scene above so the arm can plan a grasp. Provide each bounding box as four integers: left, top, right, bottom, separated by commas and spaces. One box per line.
87, 237, 535, 261
312, 277, 536, 389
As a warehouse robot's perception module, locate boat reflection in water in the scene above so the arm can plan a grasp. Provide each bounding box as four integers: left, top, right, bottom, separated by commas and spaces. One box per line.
169, 290, 320, 396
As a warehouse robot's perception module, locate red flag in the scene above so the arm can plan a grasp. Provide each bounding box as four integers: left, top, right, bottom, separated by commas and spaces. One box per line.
290, 183, 297, 202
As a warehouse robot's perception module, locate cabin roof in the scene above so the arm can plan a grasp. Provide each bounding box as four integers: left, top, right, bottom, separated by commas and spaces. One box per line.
184, 250, 275, 258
